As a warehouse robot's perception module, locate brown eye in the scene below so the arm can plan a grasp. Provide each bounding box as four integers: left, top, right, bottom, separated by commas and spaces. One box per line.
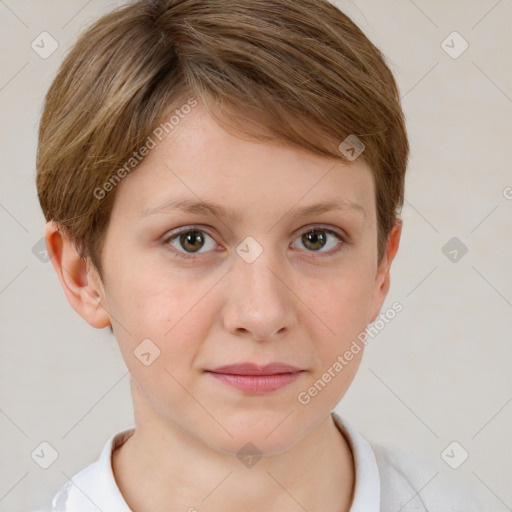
301, 229, 328, 251
292, 227, 346, 256
165, 227, 217, 258
179, 230, 205, 253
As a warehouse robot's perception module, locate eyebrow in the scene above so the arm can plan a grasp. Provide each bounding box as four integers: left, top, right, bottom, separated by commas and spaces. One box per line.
140, 197, 366, 221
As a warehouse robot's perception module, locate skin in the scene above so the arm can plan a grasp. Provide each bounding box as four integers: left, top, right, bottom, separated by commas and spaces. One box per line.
45, 102, 401, 512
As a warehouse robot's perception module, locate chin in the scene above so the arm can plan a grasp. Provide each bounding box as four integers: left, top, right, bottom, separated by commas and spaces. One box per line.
207, 411, 305, 456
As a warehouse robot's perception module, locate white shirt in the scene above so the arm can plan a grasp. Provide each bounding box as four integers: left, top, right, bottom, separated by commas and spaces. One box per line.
34, 412, 481, 511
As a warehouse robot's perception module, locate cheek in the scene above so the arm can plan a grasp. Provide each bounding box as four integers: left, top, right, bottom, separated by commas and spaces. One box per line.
107, 255, 193, 329
294, 274, 373, 408
110, 276, 214, 417
108, 265, 216, 370
298, 261, 375, 341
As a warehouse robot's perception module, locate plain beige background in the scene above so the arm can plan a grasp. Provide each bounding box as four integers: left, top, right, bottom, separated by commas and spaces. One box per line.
1, 0, 511, 510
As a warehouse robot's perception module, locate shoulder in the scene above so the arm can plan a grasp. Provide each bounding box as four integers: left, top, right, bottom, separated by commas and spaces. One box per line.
371, 442, 484, 512
31, 428, 135, 512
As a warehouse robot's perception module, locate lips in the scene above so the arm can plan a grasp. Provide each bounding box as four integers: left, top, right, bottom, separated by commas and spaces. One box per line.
205, 363, 305, 394
207, 362, 303, 376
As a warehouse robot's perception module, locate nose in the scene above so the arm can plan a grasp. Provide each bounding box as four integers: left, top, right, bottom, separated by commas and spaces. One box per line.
221, 245, 297, 341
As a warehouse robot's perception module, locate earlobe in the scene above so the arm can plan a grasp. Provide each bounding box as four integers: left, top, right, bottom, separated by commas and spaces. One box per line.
44, 221, 111, 329
368, 219, 402, 324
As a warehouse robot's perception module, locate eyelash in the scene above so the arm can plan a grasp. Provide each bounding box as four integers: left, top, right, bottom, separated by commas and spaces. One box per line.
162, 225, 349, 260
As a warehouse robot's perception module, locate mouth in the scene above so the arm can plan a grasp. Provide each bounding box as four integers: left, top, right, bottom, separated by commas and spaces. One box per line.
205, 362, 305, 394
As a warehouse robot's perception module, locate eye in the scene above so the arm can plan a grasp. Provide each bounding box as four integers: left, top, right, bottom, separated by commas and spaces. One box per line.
291, 226, 347, 257
164, 226, 218, 259
163, 225, 348, 260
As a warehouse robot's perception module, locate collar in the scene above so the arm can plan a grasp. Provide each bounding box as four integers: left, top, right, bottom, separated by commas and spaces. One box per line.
50, 412, 380, 511
51, 428, 134, 511
331, 411, 381, 511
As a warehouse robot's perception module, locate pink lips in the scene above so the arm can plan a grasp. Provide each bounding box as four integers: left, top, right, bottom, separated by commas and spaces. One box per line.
206, 363, 305, 394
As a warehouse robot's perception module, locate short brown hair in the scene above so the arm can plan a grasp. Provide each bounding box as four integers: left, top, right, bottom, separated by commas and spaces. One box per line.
36, 0, 408, 277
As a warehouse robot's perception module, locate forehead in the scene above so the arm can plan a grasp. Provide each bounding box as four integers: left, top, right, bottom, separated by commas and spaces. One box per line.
111, 103, 375, 223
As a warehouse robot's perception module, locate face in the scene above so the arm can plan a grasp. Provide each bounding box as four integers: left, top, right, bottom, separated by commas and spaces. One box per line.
78, 103, 398, 455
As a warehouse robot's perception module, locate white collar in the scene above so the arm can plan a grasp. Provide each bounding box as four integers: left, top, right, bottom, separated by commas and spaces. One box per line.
50, 412, 380, 511
331, 411, 381, 511
51, 427, 134, 511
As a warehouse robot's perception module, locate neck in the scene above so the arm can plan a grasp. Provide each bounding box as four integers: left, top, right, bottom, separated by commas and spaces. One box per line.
113, 386, 354, 512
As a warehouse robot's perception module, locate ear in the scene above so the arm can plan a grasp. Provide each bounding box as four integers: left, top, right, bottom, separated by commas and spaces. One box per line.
368, 218, 402, 324
44, 221, 111, 329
